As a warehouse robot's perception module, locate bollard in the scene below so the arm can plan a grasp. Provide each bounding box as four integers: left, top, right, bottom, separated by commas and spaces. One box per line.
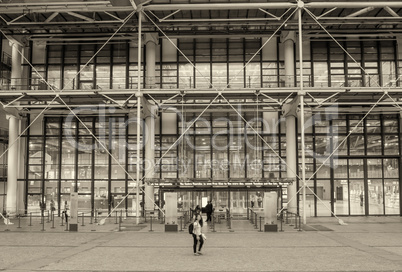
286, 211, 289, 224
81, 212, 85, 226
212, 215, 216, 232
94, 209, 98, 224
149, 215, 154, 232
41, 216, 45, 232
51, 213, 55, 229
179, 216, 183, 232
254, 213, 258, 229
229, 216, 234, 232
115, 211, 118, 224
289, 212, 294, 226
298, 214, 302, 232
65, 216, 69, 231
259, 216, 263, 232
294, 214, 298, 229
61, 213, 64, 226
47, 210, 50, 223
118, 216, 121, 232
280, 212, 284, 232
17, 215, 21, 229
120, 209, 123, 222
4, 216, 10, 231
29, 212, 32, 226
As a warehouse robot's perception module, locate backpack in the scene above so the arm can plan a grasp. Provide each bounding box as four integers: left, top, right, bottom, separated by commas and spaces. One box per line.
188, 223, 194, 234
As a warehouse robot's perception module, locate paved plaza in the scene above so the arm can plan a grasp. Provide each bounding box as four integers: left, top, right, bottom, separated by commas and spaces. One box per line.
0, 216, 402, 271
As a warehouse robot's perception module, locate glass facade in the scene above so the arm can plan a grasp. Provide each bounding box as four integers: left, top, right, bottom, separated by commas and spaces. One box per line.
22, 112, 401, 216
299, 114, 400, 217
0, 36, 398, 217
27, 38, 400, 91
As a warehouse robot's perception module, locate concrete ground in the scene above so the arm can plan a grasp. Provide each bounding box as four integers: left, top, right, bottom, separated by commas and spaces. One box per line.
0, 215, 402, 271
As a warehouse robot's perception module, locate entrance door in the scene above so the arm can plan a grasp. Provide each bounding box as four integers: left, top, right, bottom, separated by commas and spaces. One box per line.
230, 190, 247, 217
349, 180, 365, 215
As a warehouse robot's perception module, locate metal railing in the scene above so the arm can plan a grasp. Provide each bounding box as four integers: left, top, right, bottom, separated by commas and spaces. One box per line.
0, 74, 399, 91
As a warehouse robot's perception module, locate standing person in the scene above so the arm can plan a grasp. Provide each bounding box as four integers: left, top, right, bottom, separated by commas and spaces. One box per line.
250, 194, 256, 208
191, 214, 204, 256
257, 194, 263, 208
205, 201, 213, 222
63, 201, 69, 223
50, 199, 55, 214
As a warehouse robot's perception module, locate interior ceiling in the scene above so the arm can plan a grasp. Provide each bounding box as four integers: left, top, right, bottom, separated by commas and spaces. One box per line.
0, 0, 402, 111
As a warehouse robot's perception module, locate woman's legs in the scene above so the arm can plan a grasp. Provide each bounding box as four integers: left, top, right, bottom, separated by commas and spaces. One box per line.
192, 234, 198, 253
198, 236, 204, 252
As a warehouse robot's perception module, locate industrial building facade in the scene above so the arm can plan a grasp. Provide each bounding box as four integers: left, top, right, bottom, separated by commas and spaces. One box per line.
0, 0, 401, 220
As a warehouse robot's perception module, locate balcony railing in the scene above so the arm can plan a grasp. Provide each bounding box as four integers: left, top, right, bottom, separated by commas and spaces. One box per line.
0, 74, 400, 91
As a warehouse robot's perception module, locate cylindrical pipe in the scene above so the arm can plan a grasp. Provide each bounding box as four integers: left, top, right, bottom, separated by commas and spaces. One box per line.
136, 11, 143, 226
298, 6, 307, 226
6, 115, 19, 216
284, 37, 295, 87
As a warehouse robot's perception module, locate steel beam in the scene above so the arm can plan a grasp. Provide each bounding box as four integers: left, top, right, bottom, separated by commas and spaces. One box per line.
144, 3, 297, 11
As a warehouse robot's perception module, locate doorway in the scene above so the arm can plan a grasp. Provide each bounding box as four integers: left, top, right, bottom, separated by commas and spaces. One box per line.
159, 186, 282, 218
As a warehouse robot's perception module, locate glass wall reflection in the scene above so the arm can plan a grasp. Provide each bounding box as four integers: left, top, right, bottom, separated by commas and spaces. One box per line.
24, 113, 401, 217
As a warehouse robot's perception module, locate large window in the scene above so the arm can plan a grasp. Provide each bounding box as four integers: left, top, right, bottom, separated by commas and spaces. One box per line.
312, 40, 397, 87
23, 112, 402, 216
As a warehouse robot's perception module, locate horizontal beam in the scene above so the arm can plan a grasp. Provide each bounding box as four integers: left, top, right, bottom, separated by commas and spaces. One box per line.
143, 2, 402, 11
144, 3, 297, 11
0, 1, 111, 7
305, 2, 402, 9
0, 87, 402, 98
0, 6, 132, 14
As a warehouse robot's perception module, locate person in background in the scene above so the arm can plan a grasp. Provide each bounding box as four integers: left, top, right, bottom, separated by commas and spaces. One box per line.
63, 201, 69, 223
250, 194, 256, 208
205, 201, 213, 222
191, 214, 204, 256
50, 199, 56, 213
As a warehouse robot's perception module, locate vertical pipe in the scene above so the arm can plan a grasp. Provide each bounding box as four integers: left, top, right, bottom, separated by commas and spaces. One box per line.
298, 4, 307, 225
136, 11, 143, 225
6, 115, 18, 216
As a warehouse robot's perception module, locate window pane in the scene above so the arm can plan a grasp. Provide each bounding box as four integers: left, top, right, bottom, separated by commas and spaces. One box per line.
349, 159, 363, 179
384, 159, 398, 178
384, 179, 399, 215
368, 179, 384, 215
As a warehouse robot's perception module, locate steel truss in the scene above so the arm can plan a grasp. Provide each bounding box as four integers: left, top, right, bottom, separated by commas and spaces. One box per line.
1, 1, 402, 225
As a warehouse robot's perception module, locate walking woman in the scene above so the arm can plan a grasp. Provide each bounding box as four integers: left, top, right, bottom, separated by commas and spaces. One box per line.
192, 214, 204, 256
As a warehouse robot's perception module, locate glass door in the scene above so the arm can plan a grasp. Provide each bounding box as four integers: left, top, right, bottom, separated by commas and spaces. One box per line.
384, 179, 399, 215
229, 190, 247, 217
349, 180, 365, 215
367, 179, 384, 215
